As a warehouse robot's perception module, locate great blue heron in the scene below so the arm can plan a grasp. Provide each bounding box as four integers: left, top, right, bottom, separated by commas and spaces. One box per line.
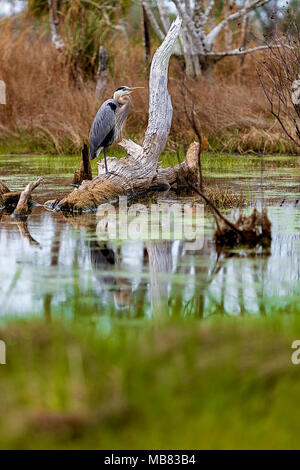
89, 86, 143, 174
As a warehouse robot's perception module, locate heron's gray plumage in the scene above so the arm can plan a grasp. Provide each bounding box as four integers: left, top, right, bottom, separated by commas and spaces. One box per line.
89, 85, 141, 173
89, 99, 119, 160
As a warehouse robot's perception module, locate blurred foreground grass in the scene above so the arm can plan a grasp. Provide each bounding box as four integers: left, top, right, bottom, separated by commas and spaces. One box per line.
0, 316, 300, 449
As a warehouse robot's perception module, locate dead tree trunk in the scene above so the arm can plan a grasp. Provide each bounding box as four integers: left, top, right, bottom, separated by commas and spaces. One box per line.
45, 17, 203, 214
95, 46, 108, 99
141, 3, 151, 70
48, 0, 64, 51
143, 0, 283, 80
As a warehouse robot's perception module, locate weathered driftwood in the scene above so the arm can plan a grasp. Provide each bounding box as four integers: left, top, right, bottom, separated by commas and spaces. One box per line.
13, 178, 43, 217
45, 138, 202, 212
45, 17, 187, 213
72, 143, 93, 186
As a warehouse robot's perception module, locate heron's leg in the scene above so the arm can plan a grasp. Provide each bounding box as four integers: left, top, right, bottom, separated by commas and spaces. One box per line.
103, 147, 118, 176
103, 147, 109, 174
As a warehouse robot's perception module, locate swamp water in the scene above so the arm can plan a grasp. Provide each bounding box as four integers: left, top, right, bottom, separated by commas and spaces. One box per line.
0, 154, 299, 321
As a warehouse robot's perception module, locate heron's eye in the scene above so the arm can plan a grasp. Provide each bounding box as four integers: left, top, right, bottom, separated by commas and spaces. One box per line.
116, 86, 126, 92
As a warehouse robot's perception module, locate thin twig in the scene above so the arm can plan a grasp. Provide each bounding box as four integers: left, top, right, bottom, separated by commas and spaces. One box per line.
188, 181, 245, 239
181, 80, 204, 190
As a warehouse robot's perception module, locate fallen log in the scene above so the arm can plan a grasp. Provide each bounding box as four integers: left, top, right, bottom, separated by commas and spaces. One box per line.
45, 17, 194, 214
12, 178, 43, 217
45, 139, 202, 212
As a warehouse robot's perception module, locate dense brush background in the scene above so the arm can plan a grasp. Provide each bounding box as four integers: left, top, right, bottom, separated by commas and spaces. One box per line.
0, 0, 299, 155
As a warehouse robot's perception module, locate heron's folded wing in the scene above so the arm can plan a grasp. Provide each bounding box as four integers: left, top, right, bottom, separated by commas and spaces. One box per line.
89, 100, 116, 154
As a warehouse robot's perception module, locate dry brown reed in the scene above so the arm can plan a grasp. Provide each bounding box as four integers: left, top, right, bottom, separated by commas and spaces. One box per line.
0, 16, 298, 155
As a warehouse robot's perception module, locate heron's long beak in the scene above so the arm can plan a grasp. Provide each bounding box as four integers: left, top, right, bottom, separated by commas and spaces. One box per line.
126, 87, 144, 94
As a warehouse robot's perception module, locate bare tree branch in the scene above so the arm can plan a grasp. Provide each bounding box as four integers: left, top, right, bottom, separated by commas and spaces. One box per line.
157, 0, 171, 35
181, 80, 204, 190
257, 18, 300, 150
193, 0, 208, 52
206, 44, 283, 59
173, 0, 204, 53
203, 0, 215, 25
142, 0, 165, 41
207, 0, 271, 47
148, 0, 281, 78
13, 178, 43, 217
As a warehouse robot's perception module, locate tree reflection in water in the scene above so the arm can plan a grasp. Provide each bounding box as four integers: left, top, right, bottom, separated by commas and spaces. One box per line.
0, 206, 299, 319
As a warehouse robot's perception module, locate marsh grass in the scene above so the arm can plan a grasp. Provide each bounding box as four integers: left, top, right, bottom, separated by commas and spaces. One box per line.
204, 186, 245, 208
0, 316, 300, 449
160, 151, 299, 172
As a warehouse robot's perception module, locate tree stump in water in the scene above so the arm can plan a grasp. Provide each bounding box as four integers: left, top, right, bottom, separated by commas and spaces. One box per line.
72, 143, 92, 186
214, 208, 272, 248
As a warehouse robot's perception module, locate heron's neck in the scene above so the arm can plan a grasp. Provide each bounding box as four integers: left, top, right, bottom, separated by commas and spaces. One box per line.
115, 94, 131, 110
